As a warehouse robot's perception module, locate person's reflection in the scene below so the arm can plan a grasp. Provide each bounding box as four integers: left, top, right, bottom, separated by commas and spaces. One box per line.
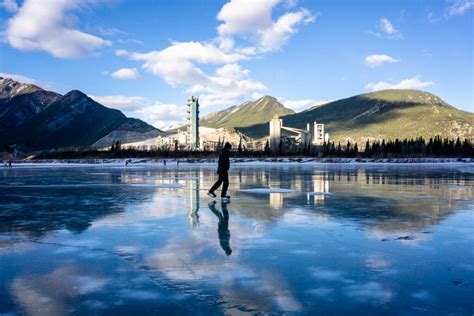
208, 201, 232, 256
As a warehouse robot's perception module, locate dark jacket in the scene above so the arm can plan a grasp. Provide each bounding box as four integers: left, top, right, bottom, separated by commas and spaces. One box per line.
217, 148, 230, 174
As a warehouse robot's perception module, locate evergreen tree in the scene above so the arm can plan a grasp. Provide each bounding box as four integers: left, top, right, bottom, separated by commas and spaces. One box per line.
278, 139, 283, 155
336, 143, 342, 156
330, 142, 336, 156
238, 135, 243, 156
364, 140, 371, 157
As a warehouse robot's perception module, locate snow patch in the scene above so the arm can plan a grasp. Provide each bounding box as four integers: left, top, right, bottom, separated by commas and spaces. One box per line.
307, 191, 333, 196
239, 188, 296, 194
129, 183, 184, 188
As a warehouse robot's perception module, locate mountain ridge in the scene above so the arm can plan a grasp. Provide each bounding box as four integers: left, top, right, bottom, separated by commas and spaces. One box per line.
0, 78, 165, 150
200, 95, 295, 129
237, 89, 473, 144
2, 76, 471, 151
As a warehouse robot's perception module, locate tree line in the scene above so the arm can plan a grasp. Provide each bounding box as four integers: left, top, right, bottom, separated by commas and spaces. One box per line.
34, 136, 473, 160
317, 136, 472, 158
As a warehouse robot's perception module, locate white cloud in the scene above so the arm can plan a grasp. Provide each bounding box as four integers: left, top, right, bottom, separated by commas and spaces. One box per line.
89, 95, 187, 129
215, 63, 249, 79
214, 36, 235, 52
258, 9, 315, 52
281, 98, 333, 112
370, 17, 401, 39
115, 49, 128, 57
117, 38, 143, 45
5, 0, 110, 58
119, 44, 265, 108
364, 75, 434, 91
97, 26, 127, 36
251, 92, 265, 100
365, 54, 399, 68
89, 95, 146, 111
134, 103, 187, 129
284, 0, 298, 9
114, 0, 314, 110
0, 72, 38, 85
345, 282, 392, 303
1, 0, 18, 12
282, 99, 315, 112
111, 67, 139, 80
421, 50, 432, 57
217, 0, 316, 52
446, 0, 474, 16
189, 78, 267, 108
186, 64, 266, 108
378, 18, 396, 34
217, 0, 279, 36
427, 11, 442, 23
0, 72, 54, 89
310, 99, 333, 108
119, 41, 249, 86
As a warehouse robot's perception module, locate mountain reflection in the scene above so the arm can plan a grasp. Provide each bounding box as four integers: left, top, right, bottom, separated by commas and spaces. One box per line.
0, 165, 471, 238
225, 166, 472, 234
1, 164, 472, 315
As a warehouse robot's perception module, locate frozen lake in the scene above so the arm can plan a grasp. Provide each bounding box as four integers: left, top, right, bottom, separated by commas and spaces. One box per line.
1, 163, 473, 315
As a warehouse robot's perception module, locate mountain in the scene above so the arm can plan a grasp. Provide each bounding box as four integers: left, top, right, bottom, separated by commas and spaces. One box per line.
0, 77, 164, 151
200, 95, 295, 129
0, 78, 61, 132
237, 90, 474, 144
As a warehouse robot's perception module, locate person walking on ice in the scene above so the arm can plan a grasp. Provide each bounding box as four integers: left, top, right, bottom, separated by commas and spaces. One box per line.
208, 142, 232, 201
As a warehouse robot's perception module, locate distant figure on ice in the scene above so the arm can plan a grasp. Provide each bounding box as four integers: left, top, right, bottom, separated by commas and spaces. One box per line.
163, 159, 167, 167
208, 142, 231, 201
209, 200, 232, 256
8, 159, 12, 168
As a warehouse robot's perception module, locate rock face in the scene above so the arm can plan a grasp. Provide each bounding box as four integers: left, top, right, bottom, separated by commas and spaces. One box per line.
0, 78, 164, 151
0, 77, 61, 132
0, 77, 42, 99
200, 95, 295, 128
237, 90, 474, 144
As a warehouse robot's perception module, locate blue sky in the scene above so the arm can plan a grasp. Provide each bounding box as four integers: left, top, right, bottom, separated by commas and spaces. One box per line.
0, 0, 472, 129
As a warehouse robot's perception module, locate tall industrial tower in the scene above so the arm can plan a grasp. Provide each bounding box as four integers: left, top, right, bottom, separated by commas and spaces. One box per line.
269, 115, 282, 152
186, 96, 200, 150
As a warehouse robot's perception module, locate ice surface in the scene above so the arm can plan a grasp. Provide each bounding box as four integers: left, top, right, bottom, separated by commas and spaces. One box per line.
0, 164, 473, 315
239, 188, 296, 193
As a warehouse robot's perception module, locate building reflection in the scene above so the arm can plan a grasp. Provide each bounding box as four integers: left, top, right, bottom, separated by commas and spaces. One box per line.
269, 193, 283, 209
310, 174, 330, 204
187, 170, 201, 228
224, 166, 472, 235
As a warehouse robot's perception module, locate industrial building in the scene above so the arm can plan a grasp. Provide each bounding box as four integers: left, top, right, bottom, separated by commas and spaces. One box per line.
269, 115, 329, 152
187, 96, 200, 150
123, 98, 328, 152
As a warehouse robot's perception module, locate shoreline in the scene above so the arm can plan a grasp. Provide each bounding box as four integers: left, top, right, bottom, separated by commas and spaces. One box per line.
3, 157, 473, 168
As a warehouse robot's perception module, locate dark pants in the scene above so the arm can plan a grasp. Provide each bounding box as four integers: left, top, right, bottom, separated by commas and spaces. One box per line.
209, 172, 229, 197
